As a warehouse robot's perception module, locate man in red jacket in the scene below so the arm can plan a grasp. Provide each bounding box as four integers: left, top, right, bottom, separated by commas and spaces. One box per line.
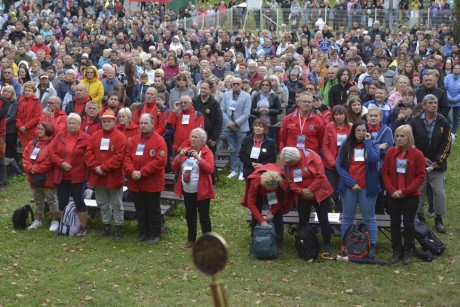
86, 110, 127, 240
124, 113, 168, 245
80, 101, 102, 137
132, 87, 167, 136
40, 96, 67, 134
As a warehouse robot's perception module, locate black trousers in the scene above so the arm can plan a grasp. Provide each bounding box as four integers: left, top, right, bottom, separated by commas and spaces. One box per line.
298, 198, 331, 245
387, 195, 419, 251
57, 180, 86, 212
183, 192, 212, 242
325, 168, 341, 212
5, 132, 18, 161
131, 191, 161, 238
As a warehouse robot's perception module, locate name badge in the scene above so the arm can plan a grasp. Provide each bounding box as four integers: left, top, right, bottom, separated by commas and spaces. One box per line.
100, 138, 110, 151
337, 133, 347, 146
184, 158, 194, 171
293, 169, 302, 182
296, 135, 306, 149
30, 147, 40, 160
354, 148, 365, 162
182, 114, 190, 125
396, 158, 407, 174
136, 144, 145, 156
267, 192, 278, 206
370, 132, 378, 139
229, 106, 236, 112
250, 146, 261, 159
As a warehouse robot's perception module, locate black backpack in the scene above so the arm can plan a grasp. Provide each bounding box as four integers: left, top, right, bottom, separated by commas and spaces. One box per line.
12, 205, 34, 230
414, 220, 446, 256
342, 223, 370, 259
295, 225, 320, 261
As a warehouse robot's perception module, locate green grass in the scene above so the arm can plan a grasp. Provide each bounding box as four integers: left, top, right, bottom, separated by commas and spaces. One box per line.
1, 146, 460, 306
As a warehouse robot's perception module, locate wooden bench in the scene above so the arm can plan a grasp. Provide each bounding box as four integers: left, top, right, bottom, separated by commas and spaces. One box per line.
164, 173, 175, 186
216, 149, 230, 160
215, 159, 229, 170
85, 199, 172, 216
160, 190, 183, 207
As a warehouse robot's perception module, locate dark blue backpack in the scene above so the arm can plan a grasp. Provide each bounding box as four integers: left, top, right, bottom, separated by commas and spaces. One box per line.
251, 222, 279, 259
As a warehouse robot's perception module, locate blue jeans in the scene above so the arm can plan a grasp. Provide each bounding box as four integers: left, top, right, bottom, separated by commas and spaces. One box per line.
221, 130, 246, 173
341, 188, 378, 244
450, 106, 460, 134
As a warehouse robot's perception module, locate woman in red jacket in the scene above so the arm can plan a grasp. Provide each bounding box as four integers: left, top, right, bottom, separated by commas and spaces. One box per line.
382, 125, 426, 265
280, 146, 334, 255
124, 113, 168, 245
22, 121, 59, 231
116, 107, 139, 142
16, 81, 42, 153
49, 113, 90, 236
322, 105, 352, 213
172, 128, 215, 249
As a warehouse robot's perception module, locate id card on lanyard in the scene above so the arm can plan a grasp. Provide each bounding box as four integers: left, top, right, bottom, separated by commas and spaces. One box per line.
30, 147, 40, 160
293, 169, 302, 182
136, 144, 145, 156
184, 158, 195, 171
100, 138, 110, 151
296, 114, 307, 149
354, 148, 364, 162
182, 114, 190, 125
337, 133, 347, 146
396, 158, 407, 173
267, 192, 278, 206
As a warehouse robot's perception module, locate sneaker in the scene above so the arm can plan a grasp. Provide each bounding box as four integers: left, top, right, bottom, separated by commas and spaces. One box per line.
148, 236, 160, 245
28, 220, 42, 230
49, 221, 59, 232
368, 244, 376, 259
227, 171, 238, 179
238, 172, 244, 180
76, 227, 88, 237
181, 241, 195, 250
428, 211, 436, 218
390, 249, 401, 264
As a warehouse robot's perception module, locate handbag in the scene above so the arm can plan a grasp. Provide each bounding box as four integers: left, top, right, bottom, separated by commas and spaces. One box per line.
31, 173, 48, 187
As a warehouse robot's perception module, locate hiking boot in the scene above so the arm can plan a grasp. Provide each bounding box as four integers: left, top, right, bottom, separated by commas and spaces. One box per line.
402, 250, 411, 265
181, 241, 195, 250
102, 224, 112, 236
28, 220, 42, 230
417, 214, 426, 223
435, 216, 446, 233
368, 244, 376, 259
49, 221, 59, 232
76, 227, 88, 237
390, 249, 401, 264
113, 226, 122, 241
148, 236, 160, 245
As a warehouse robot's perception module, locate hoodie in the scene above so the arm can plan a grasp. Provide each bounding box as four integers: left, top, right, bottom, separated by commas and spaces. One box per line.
80, 66, 104, 108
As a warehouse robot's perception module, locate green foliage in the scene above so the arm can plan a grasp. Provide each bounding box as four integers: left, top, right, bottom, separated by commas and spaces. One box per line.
454, 0, 460, 40
1, 152, 460, 305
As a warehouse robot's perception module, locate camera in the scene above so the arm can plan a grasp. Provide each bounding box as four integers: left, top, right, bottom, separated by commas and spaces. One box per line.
184, 151, 193, 157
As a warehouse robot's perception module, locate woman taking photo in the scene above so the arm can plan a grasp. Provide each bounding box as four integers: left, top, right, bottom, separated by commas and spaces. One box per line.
382, 125, 425, 265
23, 121, 60, 231
250, 79, 282, 139
16, 81, 42, 153
116, 108, 139, 142
322, 105, 352, 213
50, 113, 90, 236
239, 119, 277, 179
172, 128, 215, 249
336, 120, 381, 259
280, 147, 334, 255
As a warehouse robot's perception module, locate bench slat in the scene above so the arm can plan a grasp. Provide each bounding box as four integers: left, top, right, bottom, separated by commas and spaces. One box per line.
85, 199, 172, 215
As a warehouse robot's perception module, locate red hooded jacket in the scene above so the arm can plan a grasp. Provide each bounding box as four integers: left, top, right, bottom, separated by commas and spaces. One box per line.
322, 122, 352, 170
23, 136, 56, 189
40, 110, 67, 134
116, 122, 140, 142
167, 106, 204, 153
16, 95, 42, 150
132, 102, 167, 136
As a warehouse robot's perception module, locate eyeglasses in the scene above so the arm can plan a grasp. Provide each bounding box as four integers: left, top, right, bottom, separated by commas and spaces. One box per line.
233, 83, 241, 86
367, 66, 374, 68
261, 84, 270, 87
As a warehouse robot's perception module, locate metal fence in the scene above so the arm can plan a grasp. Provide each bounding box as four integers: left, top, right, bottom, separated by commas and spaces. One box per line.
173, 7, 454, 33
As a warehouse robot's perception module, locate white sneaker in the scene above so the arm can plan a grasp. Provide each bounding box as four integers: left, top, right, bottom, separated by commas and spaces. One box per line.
28, 220, 42, 230
49, 221, 59, 232
238, 172, 244, 180
227, 171, 238, 179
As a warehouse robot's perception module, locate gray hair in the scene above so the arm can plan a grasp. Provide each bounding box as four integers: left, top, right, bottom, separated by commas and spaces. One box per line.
140, 113, 154, 124
280, 147, 301, 163
191, 128, 207, 143
67, 113, 82, 124
118, 107, 133, 119
422, 94, 438, 104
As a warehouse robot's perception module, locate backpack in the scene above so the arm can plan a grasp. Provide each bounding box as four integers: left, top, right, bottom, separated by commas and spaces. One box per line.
342, 223, 371, 259
295, 225, 320, 261
251, 222, 279, 259
57, 202, 81, 236
12, 204, 34, 230
414, 220, 446, 256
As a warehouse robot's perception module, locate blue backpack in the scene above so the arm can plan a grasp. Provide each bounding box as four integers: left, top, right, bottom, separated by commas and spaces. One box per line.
251, 222, 279, 259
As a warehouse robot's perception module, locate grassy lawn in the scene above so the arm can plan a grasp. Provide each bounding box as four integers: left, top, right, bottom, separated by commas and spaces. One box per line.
1, 142, 460, 306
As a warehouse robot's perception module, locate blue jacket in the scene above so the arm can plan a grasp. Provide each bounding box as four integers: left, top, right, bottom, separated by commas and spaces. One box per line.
444, 73, 460, 107
369, 123, 394, 168
364, 100, 392, 126
336, 139, 382, 198
132, 82, 151, 103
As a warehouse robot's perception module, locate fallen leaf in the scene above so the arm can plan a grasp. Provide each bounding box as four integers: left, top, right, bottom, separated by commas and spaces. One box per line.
255, 300, 262, 305
42, 298, 51, 306
399, 300, 406, 304
84, 295, 93, 302
16, 294, 23, 298
394, 270, 400, 274
345, 289, 353, 294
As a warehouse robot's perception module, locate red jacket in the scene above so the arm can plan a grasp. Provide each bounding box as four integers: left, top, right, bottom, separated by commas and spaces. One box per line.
80, 115, 102, 137
241, 163, 294, 224
167, 106, 204, 153
116, 122, 140, 142
49, 130, 90, 184
133, 102, 167, 136
86, 127, 127, 189
124, 131, 167, 192
322, 122, 352, 170
285, 148, 333, 203
382, 146, 426, 197
171, 145, 215, 200
16, 95, 42, 132
280, 109, 325, 153
99, 105, 122, 118
23, 136, 55, 188
40, 110, 67, 134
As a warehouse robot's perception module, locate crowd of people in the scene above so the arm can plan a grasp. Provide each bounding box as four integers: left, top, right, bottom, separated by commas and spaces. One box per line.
0, 0, 457, 263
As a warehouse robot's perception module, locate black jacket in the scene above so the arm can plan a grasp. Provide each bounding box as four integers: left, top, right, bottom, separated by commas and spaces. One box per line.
250, 92, 282, 126
329, 82, 352, 108
192, 95, 223, 142
410, 112, 451, 171
415, 86, 449, 118
239, 134, 277, 178
5, 98, 17, 134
